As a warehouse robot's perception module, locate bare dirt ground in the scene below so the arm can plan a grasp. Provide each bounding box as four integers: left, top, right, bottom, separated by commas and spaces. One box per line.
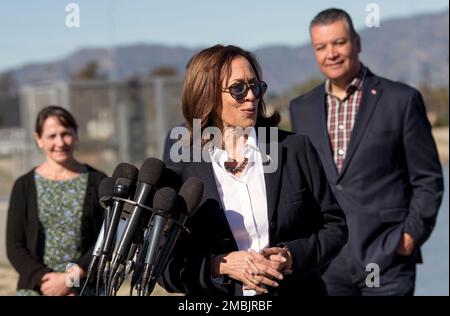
0, 264, 18, 296
0, 264, 177, 296
433, 127, 449, 164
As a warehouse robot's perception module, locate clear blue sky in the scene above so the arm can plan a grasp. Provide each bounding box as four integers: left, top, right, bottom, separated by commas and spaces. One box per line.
0, 0, 448, 72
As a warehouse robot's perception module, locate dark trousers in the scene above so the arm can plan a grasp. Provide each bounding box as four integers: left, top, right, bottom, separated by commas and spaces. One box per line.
322, 251, 416, 296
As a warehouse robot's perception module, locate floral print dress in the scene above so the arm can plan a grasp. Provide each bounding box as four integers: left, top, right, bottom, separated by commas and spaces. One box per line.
17, 172, 88, 296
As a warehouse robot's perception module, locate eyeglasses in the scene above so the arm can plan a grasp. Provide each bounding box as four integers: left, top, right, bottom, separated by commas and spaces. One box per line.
222, 80, 268, 102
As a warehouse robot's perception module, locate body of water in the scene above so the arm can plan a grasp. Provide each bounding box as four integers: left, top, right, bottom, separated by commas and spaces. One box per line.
416, 165, 449, 296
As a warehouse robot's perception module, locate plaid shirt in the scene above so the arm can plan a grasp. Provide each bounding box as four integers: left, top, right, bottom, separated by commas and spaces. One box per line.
326, 65, 367, 173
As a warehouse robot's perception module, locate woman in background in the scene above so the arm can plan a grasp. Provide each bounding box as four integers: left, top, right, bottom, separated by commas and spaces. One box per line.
7, 105, 106, 296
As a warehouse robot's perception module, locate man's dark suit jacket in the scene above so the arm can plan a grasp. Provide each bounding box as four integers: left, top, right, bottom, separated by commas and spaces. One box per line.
289, 69, 443, 283
159, 130, 348, 295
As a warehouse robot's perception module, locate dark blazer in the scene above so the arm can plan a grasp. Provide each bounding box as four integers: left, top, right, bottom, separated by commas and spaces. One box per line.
6, 165, 106, 291
159, 130, 348, 295
289, 69, 444, 282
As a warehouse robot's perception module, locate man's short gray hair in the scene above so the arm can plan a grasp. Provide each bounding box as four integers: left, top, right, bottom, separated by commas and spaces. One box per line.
310, 8, 358, 39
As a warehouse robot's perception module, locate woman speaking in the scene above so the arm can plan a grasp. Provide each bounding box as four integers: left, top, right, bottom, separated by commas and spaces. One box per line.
160, 45, 347, 296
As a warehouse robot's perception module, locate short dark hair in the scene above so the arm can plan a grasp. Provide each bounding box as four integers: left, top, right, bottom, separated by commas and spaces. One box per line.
35, 105, 78, 137
310, 8, 358, 39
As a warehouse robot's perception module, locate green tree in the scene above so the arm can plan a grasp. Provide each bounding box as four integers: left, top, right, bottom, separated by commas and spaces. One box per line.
72, 60, 100, 80
291, 78, 323, 97
0, 72, 17, 95
420, 84, 449, 127
150, 65, 178, 77
266, 77, 324, 132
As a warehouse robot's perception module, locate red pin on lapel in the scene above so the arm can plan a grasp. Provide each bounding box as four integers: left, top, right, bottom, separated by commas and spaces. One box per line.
371, 89, 377, 95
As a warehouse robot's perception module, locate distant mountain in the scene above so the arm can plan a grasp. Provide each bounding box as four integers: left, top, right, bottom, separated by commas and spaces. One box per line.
12, 45, 196, 85
5, 10, 449, 95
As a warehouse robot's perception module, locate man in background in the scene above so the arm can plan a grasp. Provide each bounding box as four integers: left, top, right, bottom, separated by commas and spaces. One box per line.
289, 8, 443, 295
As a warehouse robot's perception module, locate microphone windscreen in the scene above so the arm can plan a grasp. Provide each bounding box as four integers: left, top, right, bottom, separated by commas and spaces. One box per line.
138, 158, 165, 185
99, 177, 114, 198
157, 167, 182, 192
152, 187, 177, 213
114, 177, 133, 190
178, 177, 204, 217
112, 163, 139, 182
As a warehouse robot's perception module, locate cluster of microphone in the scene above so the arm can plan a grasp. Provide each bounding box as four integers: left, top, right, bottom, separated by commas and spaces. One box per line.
81, 157, 204, 296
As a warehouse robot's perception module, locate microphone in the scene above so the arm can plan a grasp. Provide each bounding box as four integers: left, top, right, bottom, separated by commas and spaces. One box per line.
107, 216, 128, 293
124, 241, 139, 277
80, 176, 114, 295
130, 222, 152, 295
130, 167, 182, 293
139, 187, 178, 295
147, 177, 204, 295
109, 158, 165, 290
95, 177, 115, 258
97, 163, 138, 287
157, 166, 183, 192
98, 176, 115, 208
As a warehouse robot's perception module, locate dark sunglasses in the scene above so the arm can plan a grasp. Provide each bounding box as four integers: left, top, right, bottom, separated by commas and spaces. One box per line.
222, 80, 268, 101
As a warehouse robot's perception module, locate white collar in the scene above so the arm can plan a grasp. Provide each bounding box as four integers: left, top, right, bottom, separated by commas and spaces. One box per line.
209, 127, 259, 169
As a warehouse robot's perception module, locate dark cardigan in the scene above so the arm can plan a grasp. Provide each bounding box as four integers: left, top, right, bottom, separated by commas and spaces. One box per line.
6, 165, 106, 291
